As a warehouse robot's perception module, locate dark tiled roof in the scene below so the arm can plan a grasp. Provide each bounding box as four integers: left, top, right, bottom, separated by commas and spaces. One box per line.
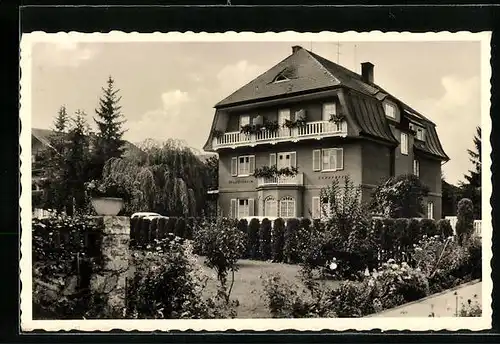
414, 123, 449, 161
215, 48, 341, 108
343, 89, 397, 143
32, 128, 55, 148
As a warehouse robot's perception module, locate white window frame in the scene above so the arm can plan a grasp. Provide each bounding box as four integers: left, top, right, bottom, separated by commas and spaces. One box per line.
238, 199, 250, 218
427, 201, 434, 220
279, 196, 296, 218
236, 155, 255, 177
401, 132, 409, 155
277, 151, 297, 169
239, 114, 250, 128
384, 103, 396, 119
322, 102, 336, 122
416, 127, 425, 141
264, 197, 278, 217
318, 148, 344, 172
413, 159, 420, 177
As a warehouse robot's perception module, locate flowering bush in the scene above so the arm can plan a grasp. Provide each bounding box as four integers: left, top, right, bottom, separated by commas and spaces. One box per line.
459, 295, 482, 317
127, 237, 235, 319
193, 219, 247, 297
84, 178, 132, 201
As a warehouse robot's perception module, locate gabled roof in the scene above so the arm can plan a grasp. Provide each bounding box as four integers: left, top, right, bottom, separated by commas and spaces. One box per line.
215, 46, 432, 125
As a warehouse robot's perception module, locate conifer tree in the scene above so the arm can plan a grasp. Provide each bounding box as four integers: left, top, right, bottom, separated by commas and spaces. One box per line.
92, 76, 126, 178
461, 126, 482, 219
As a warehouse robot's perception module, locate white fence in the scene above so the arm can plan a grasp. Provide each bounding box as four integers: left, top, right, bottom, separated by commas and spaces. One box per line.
445, 216, 482, 237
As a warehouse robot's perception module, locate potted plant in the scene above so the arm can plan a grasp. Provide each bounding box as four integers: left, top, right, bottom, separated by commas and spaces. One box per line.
212, 129, 224, 138
85, 178, 131, 216
329, 113, 346, 124
262, 120, 280, 133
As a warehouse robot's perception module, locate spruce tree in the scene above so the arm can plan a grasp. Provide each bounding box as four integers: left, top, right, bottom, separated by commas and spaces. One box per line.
92, 76, 126, 178
66, 110, 92, 214
39, 106, 71, 213
461, 126, 482, 219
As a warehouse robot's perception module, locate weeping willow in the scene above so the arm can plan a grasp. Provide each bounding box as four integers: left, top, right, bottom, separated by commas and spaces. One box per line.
102, 139, 210, 216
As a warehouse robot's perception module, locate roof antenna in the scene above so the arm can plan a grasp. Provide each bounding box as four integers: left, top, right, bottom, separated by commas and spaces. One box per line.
354, 44, 357, 72
334, 41, 342, 64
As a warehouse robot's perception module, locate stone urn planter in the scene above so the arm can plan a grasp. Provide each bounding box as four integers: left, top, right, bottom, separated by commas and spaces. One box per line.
91, 197, 124, 216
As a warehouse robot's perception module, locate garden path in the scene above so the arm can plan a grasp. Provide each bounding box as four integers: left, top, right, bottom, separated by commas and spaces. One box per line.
369, 280, 482, 317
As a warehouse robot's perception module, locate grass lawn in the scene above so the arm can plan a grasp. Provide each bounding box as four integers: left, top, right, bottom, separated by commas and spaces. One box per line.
195, 257, 343, 318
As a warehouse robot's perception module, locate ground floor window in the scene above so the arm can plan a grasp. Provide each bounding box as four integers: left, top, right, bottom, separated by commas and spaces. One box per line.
238, 199, 249, 218
264, 197, 278, 217
427, 201, 434, 219
279, 196, 295, 218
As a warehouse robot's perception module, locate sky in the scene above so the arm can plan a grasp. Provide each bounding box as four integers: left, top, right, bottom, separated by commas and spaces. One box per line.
30, 40, 482, 185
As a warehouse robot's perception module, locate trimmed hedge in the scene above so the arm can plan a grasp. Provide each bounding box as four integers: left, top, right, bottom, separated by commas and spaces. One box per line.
259, 218, 272, 261
284, 218, 300, 264
248, 218, 260, 259
272, 218, 286, 263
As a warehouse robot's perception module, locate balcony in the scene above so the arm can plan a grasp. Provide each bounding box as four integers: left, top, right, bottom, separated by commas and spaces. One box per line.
213, 120, 347, 149
257, 173, 304, 187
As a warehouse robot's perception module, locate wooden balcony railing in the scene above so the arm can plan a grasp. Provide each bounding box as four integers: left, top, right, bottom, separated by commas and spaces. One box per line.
213, 120, 347, 149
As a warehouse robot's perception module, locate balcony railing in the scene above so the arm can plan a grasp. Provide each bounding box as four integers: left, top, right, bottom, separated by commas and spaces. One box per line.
257, 173, 304, 187
213, 120, 347, 149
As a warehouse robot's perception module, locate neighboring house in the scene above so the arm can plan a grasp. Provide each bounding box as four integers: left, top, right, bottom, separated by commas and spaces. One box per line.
203, 45, 448, 220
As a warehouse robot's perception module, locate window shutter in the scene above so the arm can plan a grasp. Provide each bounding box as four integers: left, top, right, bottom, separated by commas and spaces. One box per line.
249, 155, 255, 175
231, 157, 238, 176
312, 197, 320, 219
290, 152, 297, 168
269, 153, 276, 167
230, 199, 237, 218
248, 198, 255, 216
336, 148, 344, 170
313, 149, 321, 171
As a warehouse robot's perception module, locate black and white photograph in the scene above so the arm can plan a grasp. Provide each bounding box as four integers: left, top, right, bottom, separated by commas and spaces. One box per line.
20, 31, 492, 331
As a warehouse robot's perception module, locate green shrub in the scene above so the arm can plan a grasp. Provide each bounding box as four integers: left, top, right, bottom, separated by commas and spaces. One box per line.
247, 218, 260, 259
272, 218, 286, 262
157, 217, 167, 239
406, 218, 422, 243
128, 238, 234, 319
140, 217, 151, 247
456, 198, 474, 245
299, 218, 311, 232
259, 218, 272, 261
312, 218, 324, 232
237, 219, 248, 234
186, 217, 195, 240
420, 219, 438, 237
175, 217, 187, 238
166, 217, 177, 235
150, 217, 159, 241
437, 219, 454, 238
284, 218, 300, 263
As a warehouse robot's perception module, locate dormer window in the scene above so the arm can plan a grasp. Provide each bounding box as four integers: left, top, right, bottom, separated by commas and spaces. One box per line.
274, 74, 290, 83
410, 123, 426, 141
384, 103, 396, 119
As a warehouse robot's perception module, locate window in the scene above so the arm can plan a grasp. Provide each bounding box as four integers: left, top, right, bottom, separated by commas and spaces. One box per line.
384, 103, 396, 119
274, 74, 289, 83
322, 102, 336, 121
427, 202, 434, 220
277, 151, 297, 169
278, 109, 290, 126
230, 198, 254, 218
238, 199, 250, 218
413, 159, 420, 177
239, 114, 250, 128
410, 123, 426, 141
264, 197, 278, 217
313, 148, 344, 171
312, 196, 332, 219
279, 196, 295, 218
400, 133, 409, 155
231, 155, 255, 176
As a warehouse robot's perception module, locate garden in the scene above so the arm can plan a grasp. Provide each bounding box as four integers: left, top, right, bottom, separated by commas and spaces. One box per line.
32, 176, 482, 319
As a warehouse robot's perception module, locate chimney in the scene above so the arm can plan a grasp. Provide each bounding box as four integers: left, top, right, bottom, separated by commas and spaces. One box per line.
292, 45, 303, 54
361, 62, 374, 83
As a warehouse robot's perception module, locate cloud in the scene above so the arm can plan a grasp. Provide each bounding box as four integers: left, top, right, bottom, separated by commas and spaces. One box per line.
126, 90, 212, 148
33, 40, 99, 68
419, 75, 480, 184
215, 60, 265, 95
